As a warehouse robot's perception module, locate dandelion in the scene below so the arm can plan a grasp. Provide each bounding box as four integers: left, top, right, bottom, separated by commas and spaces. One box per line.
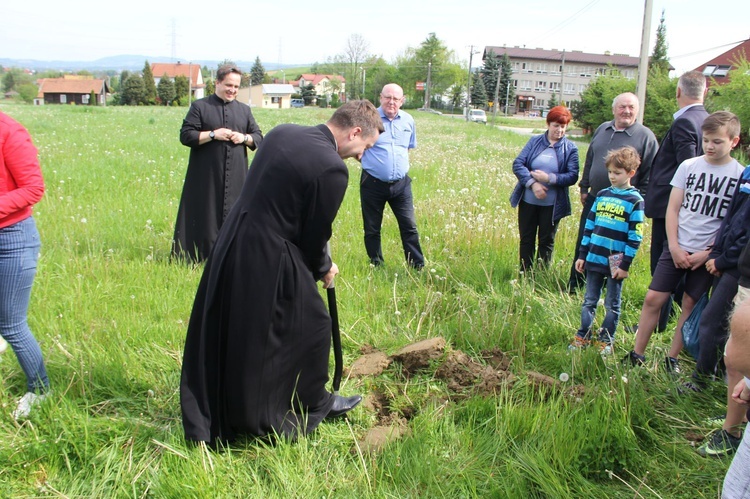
80, 218, 87, 223
621, 376, 628, 384
559, 373, 569, 382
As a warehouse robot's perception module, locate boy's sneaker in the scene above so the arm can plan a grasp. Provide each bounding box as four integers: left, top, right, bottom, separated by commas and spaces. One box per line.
665, 356, 682, 374
597, 342, 614, 356
568, 336, 590, 351
696, 429, 742, 457
0, 337, 7, 354
704, 414, 726, 429
622, 350, 645, 367
12, 391, 48, 420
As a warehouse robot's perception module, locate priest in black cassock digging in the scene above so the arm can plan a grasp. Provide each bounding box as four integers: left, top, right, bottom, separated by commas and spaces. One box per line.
180, 100, 384, 445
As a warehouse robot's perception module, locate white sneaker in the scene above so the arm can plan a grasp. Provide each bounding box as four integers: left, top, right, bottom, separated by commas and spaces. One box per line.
12, 391, 48, 420
0, 337, 7, 354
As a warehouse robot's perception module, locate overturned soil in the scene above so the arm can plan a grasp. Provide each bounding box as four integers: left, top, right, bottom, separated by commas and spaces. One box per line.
350, 336, 586, 453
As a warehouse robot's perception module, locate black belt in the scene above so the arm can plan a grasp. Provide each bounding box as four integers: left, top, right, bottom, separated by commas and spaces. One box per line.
367, 172, 404, 185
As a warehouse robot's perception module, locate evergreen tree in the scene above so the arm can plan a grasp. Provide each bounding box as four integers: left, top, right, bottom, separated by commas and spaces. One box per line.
251, 57, 266, 85
142, 61, 157, 105
481, 50, 500, 103
548, 92, 558, 110
157, 73, 176, 106
301, 83, 316, 105
174, 74, 189, 102
470, 70, 487, 108
118, 70, 130, 93
499, 54, 515, 112
2, 72, 15, 93
121, 74, 147, 105
649, 10, 670, 74
89, 90, 96, 105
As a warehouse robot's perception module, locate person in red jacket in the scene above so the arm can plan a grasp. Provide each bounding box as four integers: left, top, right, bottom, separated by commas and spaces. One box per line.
0, 111, 50, 419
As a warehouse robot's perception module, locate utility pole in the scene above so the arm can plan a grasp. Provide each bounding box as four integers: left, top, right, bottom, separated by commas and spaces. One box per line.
636, 0, 654, 123
504, 81, 510, 115
361, 67, 366, 98
492, 67, 501, 123
424, 62, 432, 109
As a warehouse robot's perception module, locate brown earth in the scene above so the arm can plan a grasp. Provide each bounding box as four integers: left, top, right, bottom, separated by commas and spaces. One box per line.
348, 336, 584, 453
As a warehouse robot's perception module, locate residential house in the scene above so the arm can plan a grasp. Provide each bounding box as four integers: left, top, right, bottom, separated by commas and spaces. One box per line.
292, 74, 346, 105
693, 38, 750, 86
34, 75, 110, 105
482, 46, 640, 115
242, 84, 295, 108
151, 62, 205, 100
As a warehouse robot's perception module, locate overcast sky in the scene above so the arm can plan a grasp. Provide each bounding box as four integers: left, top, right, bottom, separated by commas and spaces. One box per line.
2, 0, 748, 75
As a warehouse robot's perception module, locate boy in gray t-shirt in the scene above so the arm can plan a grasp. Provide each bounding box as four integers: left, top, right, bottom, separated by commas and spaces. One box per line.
624, 111, 744, 368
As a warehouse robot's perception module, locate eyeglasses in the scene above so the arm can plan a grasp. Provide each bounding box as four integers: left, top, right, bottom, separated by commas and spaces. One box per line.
381, 95, 403, 102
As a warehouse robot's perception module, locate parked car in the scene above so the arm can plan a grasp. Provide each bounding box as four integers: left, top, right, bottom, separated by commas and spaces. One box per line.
468, 109, 487, 124
290, 99, 305, 108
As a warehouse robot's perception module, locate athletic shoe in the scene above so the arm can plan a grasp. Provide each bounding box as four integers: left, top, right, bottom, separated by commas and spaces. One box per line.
665, 356, 681, 374
622, 350, 645, 366
696, 429, 742, 457
568, 336, 590, 351
0, 337, 7, 354
705, 414, 726, 429
12, 391, 48, 420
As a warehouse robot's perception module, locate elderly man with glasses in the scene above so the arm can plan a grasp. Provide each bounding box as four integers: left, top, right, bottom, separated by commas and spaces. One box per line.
359, 83, 425, 269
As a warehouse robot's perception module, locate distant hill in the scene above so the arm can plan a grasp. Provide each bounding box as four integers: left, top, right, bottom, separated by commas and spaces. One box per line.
0, 55, 305, 73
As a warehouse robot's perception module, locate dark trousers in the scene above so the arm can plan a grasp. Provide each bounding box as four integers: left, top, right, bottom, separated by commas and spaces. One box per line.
695, 273, 738, 379
360, 171, 424, 268
518, 200, 558, 271
568, 194, 596, 291
651, 217, 683, 331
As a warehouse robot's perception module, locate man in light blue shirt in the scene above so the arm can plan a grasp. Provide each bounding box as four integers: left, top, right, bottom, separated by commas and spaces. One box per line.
360, 83, 424, 269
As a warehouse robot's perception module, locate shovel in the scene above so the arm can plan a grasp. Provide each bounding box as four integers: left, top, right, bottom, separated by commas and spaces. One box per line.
327, 281, 343, 395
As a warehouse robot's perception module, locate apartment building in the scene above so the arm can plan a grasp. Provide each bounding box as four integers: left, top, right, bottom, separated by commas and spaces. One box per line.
482, 46, 639, 115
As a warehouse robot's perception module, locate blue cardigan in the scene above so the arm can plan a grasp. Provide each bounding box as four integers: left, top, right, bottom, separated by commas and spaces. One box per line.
510, 132, 580, 223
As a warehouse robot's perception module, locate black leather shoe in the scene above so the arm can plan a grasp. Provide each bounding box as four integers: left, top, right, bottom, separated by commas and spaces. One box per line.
325, 394, 362, 419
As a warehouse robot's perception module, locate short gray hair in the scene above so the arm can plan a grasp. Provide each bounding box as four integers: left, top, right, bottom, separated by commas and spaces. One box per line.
678, 71, 706, 100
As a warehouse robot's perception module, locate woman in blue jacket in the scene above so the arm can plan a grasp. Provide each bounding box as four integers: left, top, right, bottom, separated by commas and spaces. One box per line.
510, 106, 579, 271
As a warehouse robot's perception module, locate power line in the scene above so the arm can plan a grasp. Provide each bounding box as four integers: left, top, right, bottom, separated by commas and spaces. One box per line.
527, 0, 602, 46
669, 39, 745, 60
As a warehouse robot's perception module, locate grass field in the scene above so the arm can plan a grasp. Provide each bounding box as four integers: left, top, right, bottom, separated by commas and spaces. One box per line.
0, 101, 734, 497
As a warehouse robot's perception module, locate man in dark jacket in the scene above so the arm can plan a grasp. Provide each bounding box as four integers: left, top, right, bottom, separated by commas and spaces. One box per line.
644, 71, 708, 330
172, 64, 264, 262
180, 101, 383, 446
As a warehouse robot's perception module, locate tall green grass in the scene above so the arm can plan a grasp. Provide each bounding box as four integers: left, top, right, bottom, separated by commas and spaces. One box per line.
0, 102, 731, 497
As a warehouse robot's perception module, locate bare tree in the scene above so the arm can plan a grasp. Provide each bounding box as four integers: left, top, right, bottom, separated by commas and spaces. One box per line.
343, 34, 370, 100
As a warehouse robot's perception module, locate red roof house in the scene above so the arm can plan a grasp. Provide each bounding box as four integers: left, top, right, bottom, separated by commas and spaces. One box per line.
35, 75, 110, 105
693, 38, 750, 86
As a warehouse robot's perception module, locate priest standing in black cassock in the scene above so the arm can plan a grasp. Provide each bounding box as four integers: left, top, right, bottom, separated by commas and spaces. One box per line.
172, 64, 264, 262
180, 100, 384, 446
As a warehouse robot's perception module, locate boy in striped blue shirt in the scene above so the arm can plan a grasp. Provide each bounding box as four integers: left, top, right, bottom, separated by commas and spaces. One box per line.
570, 146, 644, 354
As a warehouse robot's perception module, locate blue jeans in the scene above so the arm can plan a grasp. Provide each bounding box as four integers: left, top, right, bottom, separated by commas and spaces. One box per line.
360, 171, 424, 268
576, 269, 623, 344
0, 217, 49, 393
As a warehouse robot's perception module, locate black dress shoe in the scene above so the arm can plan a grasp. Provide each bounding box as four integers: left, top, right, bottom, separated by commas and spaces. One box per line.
325, 394, 362, 419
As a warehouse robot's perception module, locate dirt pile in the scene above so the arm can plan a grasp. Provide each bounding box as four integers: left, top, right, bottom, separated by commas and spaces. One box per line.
349, 337, 585, 453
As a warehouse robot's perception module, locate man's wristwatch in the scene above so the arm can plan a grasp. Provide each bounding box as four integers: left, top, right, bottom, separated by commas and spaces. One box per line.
209, 131, 215, 140
244, 134, 250, 144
